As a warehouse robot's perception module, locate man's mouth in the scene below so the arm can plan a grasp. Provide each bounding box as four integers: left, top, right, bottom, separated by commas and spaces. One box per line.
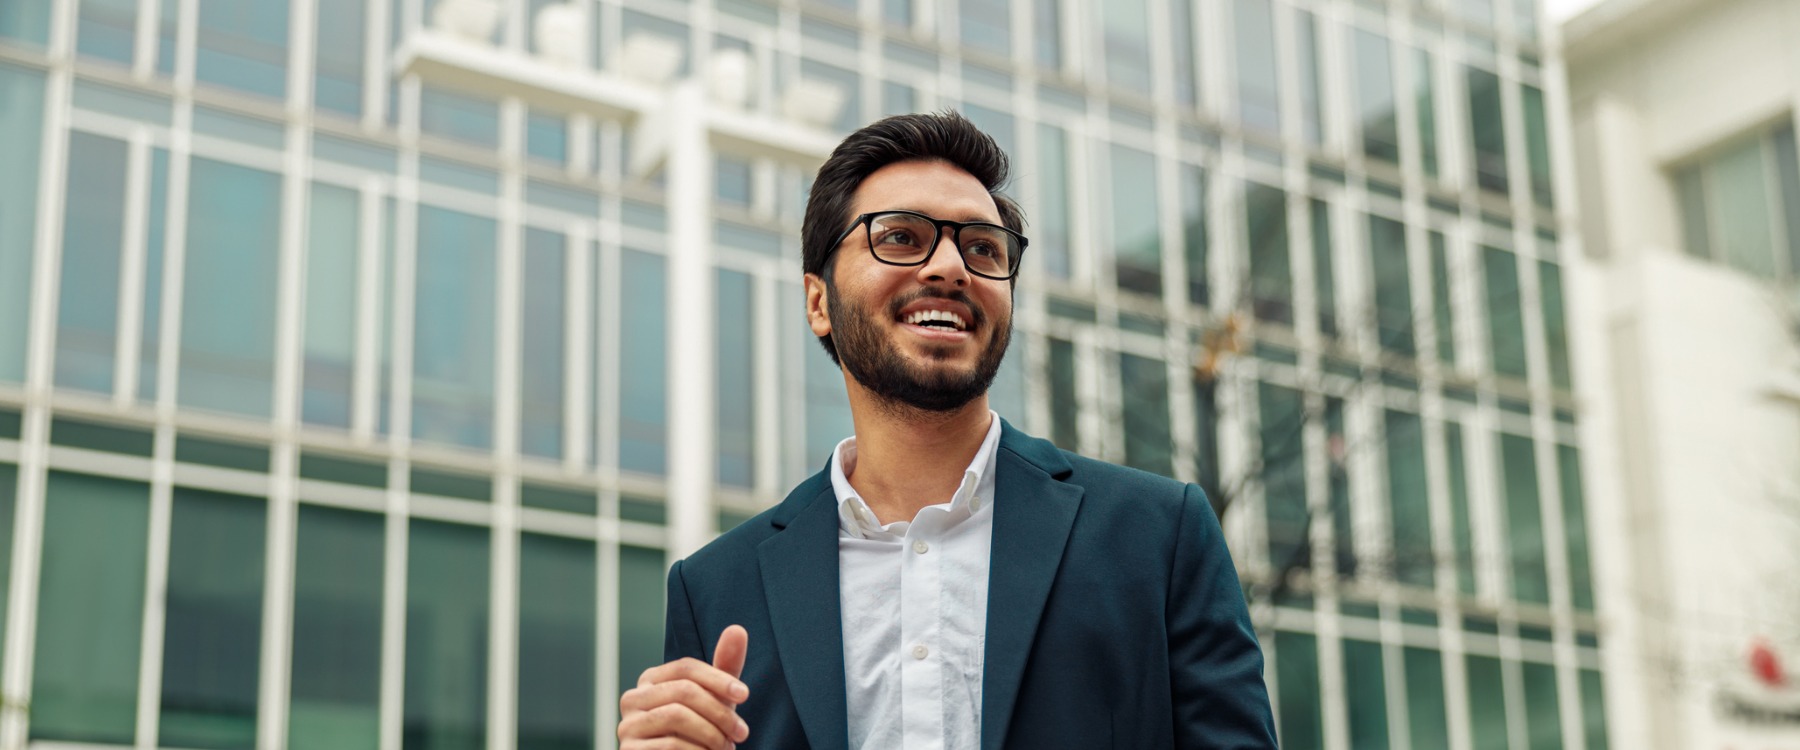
901, 308, 968, 332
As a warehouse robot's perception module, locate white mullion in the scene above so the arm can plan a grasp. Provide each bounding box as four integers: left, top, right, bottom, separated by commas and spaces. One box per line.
564, 221, 593, 474
489, 96, 526, 750
361, 0, 389, 130
114, 128, 153, 408
134, 428, 176, 750
1465, 410, 1505, 604
596, 196, 623, 476
380, 74, 422, 750
1421, 396, 1460, 604
752, 270, 781, 501
378, 463, 411, 750
1500, 635, 1528, 750
1442, 623, 1475, 750
596, 498, 622, 750
131, 0, 157, 76
1381, 627, 1412, 750
352, 177, 385, 439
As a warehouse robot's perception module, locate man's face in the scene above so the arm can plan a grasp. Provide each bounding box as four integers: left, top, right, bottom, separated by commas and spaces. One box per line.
805, 159, 1015, 413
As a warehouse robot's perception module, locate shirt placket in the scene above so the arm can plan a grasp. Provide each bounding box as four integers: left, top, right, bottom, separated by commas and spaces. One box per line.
899, 509, 945, 748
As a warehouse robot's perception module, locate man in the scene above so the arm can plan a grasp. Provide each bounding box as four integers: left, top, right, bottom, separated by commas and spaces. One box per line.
618, 112, 1276, 749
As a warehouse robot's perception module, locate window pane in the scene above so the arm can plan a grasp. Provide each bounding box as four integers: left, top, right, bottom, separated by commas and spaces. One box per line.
196, 0, 288, 98
1539, 260, 1571, 389
619, 545, 665, 704
1353, 30, 1398, 163
1523, 661, 1564, 749
620, 249, 667, 474
181, 157, 282, 417
1246, 181, 1293, 325
1445, 421, 1477, 596
1274, 631, 1323, 750
1483, 245, 1528, 379
404, 519, 490, 750
961, 0, 1010, 60
1112, 144, 1162, 296
289, 506, 384, 750
421, 87, 500, 149
523, 228, 566, 460
1674, 166, 1712, 260
314, 0, 363, 115
304, 182, 359, 428
1714, 137, 1778, 277
0, 64, 46, 383
1413, 48, 1439, 178
1326, 397, 1352, 578
1466, 67, 1509, 194
989, 334, 1026, 425
717, 268, 755, 488
1774, 123, 1800, 275
1430, 232, 1454, 366
160, 489, 266, 749
1182, 165, 1209, 306
1310, 200, 1336, 336
0, 0, 52, 45
1466, 655, 1511, 750
1170, 0, 1197, 105
1260, 383, 1307, 564
1500, 432, 1548, 604
414, 205, 497, 449
804, 324, 851, 468
881, 81, 915, 118
1386, 410, 1432, 587
1048, 338, 1078, 451
1102, 0, 1151, 94
1369, 214, 1414, 356
1581, 669, 1611, 750
56, 132, 130, 395
78, 0, 136, 63
0, 464, 13, 670
527, 112, 567, 165
139, 148, 170, 401
1522, 85, 1554, 209
1193, 373, 1221, 502
1032, 0, 1060, 67
1558, 444, 1595, 611
518, 534, 596, 750
1036, 125, 1072, 281
1295, 11, 1323, 145
31, 473, 148, 743
1404, 647, 1450, 748
1120, 353, 1172, 476
1343, 639, 1389, 750
800, 59, 861, 133
1233, 0, 1280, 133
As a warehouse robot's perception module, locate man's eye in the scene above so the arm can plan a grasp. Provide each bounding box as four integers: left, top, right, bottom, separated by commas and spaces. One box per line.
965, 241, 1000, 258
878, 230, 917, 245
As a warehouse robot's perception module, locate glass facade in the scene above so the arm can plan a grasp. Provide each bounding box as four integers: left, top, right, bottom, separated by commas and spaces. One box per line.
0, 0, 1602, 747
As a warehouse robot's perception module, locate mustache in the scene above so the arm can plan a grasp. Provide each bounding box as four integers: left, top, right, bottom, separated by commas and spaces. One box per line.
886, 288, 986, 329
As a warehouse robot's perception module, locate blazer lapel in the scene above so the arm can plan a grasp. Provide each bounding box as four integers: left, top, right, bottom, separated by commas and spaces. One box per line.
757, 482, 850, 750
981, 425, 1084, 750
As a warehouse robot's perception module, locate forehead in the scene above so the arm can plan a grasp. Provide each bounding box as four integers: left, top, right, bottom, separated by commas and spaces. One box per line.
849, 159, 1000, 224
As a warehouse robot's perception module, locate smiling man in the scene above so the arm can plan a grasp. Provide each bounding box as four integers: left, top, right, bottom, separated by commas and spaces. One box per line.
618, 112, 1276, 750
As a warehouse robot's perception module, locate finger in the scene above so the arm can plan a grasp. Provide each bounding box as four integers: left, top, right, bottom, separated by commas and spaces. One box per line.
713, 625, 749, 681
636, 658, 749, 703
621, 680, 748, 740
619, 701, 741, 749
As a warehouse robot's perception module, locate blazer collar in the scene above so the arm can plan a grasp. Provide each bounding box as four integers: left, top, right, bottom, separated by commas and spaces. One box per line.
755, 420, 1081, 750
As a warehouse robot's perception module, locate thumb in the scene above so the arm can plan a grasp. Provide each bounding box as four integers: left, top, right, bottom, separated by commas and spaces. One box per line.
713, 624, 749, 679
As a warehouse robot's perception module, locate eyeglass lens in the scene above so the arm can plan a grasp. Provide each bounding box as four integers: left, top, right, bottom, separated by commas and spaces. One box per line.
866, 212, 1017, 277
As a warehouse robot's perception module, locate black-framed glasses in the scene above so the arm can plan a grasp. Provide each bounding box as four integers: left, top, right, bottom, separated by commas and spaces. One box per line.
832, 210, 1028, 280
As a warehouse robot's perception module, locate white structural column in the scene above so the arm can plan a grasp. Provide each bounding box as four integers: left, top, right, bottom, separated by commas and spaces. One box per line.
663, 80, 718, 560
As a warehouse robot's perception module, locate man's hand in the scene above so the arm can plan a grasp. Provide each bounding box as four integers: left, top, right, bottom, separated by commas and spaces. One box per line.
618, 625, 751, 749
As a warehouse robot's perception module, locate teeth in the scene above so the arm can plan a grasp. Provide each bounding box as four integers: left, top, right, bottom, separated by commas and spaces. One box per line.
903, 309, 967, 331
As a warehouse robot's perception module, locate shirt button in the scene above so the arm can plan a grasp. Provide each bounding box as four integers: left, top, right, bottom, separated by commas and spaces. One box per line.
912, 540, 929, 555
912, 644, 929, 660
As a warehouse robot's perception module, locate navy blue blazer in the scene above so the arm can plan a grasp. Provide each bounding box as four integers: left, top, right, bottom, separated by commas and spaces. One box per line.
663, 421, 1277, 749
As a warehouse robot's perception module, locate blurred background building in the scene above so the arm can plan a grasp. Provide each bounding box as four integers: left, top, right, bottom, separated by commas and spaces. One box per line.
1563, 0, 1800, 747
0, 0, 1611, 747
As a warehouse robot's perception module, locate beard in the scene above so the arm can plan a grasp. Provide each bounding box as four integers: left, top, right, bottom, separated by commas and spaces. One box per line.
827, 284, 1011, 414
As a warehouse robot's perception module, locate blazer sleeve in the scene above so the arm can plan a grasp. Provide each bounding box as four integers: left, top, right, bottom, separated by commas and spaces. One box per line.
1168, 483, 1279, 749
664, 558, 707, 663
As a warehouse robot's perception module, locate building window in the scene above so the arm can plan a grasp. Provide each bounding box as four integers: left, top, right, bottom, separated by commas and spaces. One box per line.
1385, 409, 1432, 587
1499, 431, 1549, 605
315, 0, 365, 116
160, 489, 267, 748
78, 0, 135, 64
404, 519, 491, 749
518, 533, 597, 750
1523, 661, 1564, 749
1429, 231, 1455, 367
1037, 124, 1074, 281
1246, 181, 1293, 325
961, 0, 1011, 61
289, 505, 385, 750
1672, 121, 1800, 279
1466, 66, 1509, 195
197, 0, 288, 99
181, 157, 282, 419
1343, 639, 1390, 749
0, 64, 47, 384
1260, 383, 1308, 567
1120, 353, 1173, 476
1522, 84, 1555, 209
56, 132, 131, 396
414, 205, 498, 451
1445, 420, 1478, 596
1182, 165, 1210, 307
1274, 631, 1324, 750
1032, 0, 1060, 68
1112, 144, 1163, 296
1405, 647, 1452, 748
1466, 655, 1512, 750
716, 269, 756, 488
1558, 444, 1597, 611
1413, 48, 1440, 178
1295, 10, 1324, 146
1353, 29, 1399, 164
1102, 0, 1152, 94
1368, 214, 1415, 357
1310, 200, 1336, 337
522, 228, 568, 460
1049, 338, 1079, 451
304, 182, 360, 428
619, 545, 666, 705
1483, 245, 1528, 380
1233, 0, 1280, 134
1326, 396, 1352, 579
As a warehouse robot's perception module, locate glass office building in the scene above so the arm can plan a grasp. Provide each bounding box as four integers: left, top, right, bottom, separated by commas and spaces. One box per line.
0, 0, 1606, 746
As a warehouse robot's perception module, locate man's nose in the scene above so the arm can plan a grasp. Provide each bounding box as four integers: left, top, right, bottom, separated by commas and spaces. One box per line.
916, 228, 970, 285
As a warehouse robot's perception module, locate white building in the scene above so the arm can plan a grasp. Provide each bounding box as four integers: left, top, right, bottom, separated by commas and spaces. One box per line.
1563, 0, 1800, 747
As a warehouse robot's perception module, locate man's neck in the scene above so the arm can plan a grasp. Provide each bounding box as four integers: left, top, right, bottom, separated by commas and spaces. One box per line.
842, 383, 993, 526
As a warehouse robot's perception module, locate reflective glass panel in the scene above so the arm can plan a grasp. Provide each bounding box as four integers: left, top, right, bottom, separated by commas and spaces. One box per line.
1483, 246, 1528, 379
160, 489, 266, 749
1182, 165, 1209, 306
315, 0, 365, 116
1500, 432, 1548, 604
404, 519, 490, 750
289, 505, 384, 750
1170, 0, 1197, 105
1102, 0, 1151, 94
1581, 669, 1610, 750
1386, 410, 1432, 586
139, 148, 170, 402
1522, 85, 1554, 209
1036, 125, 1072, 280
1033, 0, 1059, 67
618, 545, 666, 703
1715, 136, 1778, 277
414, 205, 497, 450
1674, 166, 1711, 260
961, 0, 1010, 60
1233, 0, 1280, 133
0, 64, 46, 383
1192, 370, 1221, 502
1274, 631, 1322, 750
181, 157, 281, 417
1245, 181, 1293, 325
304, 182, 359, 428
1445, 420, 1477, 596
518, 533, 596, 750
522, 228, 566, 460
1354, 29, 1398, 163
1310, 200, 1335, 336
1343, 639, 1389, 749
1327, 398, 1352, 577
1295, 11, 1323, 145
620, 249, 667, 474
421, 87, 500, 149
1539, 260, 1571, 389
1112, 144, 1162, 295
1260, 384, 1307, 563
196, 0, 289, 98
1523, 661, 1564, 749
1369, 214, 1414, 356
1558, 444, 1595, 611
1430, 232, 1454, 366
31, 472, 150, 744
78, 0, 136, 63
56, 131, 130, 395
717, 269, 755, 487
1120, 353, 1172, 476
1466, 67, 1508, 194
1413, 48, 1439, 178
1467, 655, 1511, 750
1404, 647, 1451, 748
1775, 124, 1800, 275
0, 0, 51, 45
1048, 338, 1078, 451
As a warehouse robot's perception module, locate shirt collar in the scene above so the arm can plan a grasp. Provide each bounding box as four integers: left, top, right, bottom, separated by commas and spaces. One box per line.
830, 411, 1002, 539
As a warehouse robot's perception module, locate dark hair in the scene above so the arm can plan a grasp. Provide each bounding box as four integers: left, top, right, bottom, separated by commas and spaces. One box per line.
801, 111, 1025, 364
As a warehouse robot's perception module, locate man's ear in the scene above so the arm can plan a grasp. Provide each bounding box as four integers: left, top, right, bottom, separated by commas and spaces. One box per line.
803, 272, 832, 338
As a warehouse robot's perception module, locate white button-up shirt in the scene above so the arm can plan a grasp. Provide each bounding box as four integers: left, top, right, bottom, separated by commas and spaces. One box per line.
831, 413, 1000, 750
